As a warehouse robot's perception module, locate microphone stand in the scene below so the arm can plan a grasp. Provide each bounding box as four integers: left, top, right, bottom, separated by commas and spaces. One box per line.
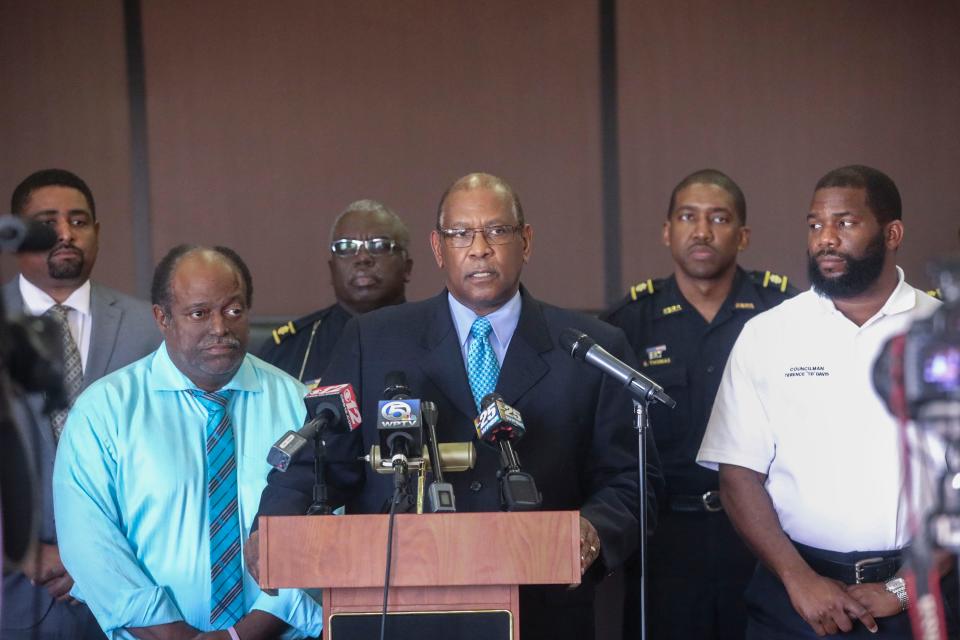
634, 398, 650, 640
306, 430, 331, 515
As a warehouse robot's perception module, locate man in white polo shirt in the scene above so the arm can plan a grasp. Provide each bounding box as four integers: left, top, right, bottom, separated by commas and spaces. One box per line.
697, 165, 945, 638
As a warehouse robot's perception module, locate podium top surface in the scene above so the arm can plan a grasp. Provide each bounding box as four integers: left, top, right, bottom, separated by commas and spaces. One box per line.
259, 510, 580, 589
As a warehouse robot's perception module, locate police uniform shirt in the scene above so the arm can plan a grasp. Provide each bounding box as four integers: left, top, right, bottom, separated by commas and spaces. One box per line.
602, 267, 795, 495
697, 267, 941, 552
258, 303, 352, 382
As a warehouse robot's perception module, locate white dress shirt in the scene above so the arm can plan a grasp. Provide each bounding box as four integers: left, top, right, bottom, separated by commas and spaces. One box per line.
19, 275, 93, 371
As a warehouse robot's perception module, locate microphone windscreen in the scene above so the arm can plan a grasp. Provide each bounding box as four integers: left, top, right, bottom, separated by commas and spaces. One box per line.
479, 392, 503, 410
559, 328, 594, 360
383, 370, 411, 399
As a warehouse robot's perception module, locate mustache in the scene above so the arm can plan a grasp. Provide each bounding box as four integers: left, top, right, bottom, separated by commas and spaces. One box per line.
50, 241, 80, 254
199, 337, 241, 349
812, 249, 850, 260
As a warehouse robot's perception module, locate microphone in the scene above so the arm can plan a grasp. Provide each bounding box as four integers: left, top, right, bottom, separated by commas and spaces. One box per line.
376, 372, 423, 475
422, 400, 456, 512
559, 328, 677, 408
267, 383, 360, 472
0, 215, 57, 253
474, 393, 541, 511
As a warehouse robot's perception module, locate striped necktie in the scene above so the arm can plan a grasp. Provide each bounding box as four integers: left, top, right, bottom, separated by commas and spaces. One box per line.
45, 304, 83, 440
192, 389, 245, 629
467, 316, 500, 412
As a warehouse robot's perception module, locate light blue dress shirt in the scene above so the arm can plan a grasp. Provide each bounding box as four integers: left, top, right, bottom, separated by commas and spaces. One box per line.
52, 343, 323, 639
447, 289, 522, 368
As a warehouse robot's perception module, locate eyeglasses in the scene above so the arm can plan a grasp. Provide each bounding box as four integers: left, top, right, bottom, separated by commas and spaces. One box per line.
330, 237, 403, 257
437, 224, 521, 248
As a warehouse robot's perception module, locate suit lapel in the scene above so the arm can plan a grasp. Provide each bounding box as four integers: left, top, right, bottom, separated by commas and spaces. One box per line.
85, 283, 122, 387
417, 292, 480, 420
495, 289, 551, 406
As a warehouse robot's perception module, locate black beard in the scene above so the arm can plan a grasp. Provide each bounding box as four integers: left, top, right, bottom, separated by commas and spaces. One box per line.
807, 230, 886, 299
47, 253, 84, 280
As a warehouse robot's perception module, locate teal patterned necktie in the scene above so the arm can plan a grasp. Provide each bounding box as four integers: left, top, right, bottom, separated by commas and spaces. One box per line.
191, 389, 244, 629
467, 316, 500, 412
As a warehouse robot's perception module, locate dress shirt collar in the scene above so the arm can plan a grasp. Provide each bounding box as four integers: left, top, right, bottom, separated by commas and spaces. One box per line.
19, 274, 91, 317
447, 289, 522, 358
148, 342, 262, 393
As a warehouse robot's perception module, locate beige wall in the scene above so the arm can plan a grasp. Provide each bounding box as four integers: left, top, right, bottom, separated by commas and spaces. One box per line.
2, 0, 957, 315
617, 0, 960, 293
0, 0, 135, 292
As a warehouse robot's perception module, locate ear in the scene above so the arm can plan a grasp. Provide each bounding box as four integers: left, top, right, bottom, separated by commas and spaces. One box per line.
402, 256, 413, 283
885, 220, 904, 251
738, 225, 751, 251
520, 224, 533, 263
430, 229, 444, 269
661, 220, 671, 247
152, 304, 170, 332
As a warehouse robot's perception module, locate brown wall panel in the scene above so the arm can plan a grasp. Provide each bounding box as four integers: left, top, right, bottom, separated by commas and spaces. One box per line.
0, 0, 136, 293
617, 0, 960, 295
140, 0, 605, 316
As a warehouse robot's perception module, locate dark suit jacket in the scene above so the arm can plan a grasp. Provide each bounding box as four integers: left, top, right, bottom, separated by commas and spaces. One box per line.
259, 288, 662, 640
1, 278, 160, 636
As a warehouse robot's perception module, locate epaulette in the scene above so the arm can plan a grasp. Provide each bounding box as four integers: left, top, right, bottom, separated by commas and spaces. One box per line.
750, 270, 793, 294
269, 306, 335, 346
927, 288, 943, 300
270, 320, 297, 345
627, 278, 661, 301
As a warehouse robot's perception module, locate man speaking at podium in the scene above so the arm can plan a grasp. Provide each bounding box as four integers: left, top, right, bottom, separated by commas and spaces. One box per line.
254, 172, 660, 639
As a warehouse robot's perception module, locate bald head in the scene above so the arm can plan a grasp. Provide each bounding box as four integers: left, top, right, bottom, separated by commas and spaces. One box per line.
436, 173, 525, 228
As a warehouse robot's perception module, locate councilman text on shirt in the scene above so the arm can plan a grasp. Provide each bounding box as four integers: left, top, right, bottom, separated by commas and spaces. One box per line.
52, 246, 323, 639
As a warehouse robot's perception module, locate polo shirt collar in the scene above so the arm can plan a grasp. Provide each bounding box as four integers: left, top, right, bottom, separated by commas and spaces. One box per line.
149, 342, 261, 393
812, 266, 915, 319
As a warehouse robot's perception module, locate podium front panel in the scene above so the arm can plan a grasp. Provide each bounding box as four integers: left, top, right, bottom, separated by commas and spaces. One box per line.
328, 610, 512, 640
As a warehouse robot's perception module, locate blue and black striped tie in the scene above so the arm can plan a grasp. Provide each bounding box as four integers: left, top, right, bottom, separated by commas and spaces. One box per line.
192, 389, 244, 629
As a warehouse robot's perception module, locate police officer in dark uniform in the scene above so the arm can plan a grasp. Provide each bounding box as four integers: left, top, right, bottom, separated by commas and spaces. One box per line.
259, 199, 413, 381
603, 169, 797, 640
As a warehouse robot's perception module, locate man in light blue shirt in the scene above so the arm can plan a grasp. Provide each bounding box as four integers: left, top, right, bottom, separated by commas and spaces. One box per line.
53, 245, 323, 640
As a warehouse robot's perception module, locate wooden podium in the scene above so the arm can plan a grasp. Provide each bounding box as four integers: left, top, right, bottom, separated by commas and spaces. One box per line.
259, 511, 580, 639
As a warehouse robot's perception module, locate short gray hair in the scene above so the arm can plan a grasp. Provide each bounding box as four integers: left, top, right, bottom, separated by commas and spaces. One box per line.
328, 199, 411, 249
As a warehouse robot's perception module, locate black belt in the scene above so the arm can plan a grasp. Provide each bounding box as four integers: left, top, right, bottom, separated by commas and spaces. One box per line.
666, 490, 723, 513
794, 542, 903, 584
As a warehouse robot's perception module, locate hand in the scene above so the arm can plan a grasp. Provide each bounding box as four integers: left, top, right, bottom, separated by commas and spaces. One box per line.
846, 582, 902, 618
20, 543, 80, 602
20, 542, 67, 584
578, 516, 601, 575
243, 531, 277, 596
783, 570, 878, 636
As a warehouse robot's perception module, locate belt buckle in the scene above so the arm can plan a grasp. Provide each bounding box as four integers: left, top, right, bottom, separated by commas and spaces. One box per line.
701, 490, 723, 512
854, 557, 885, 584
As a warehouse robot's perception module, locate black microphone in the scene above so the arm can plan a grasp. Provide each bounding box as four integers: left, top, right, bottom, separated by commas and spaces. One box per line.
267, 383, 361, 471
267, 405, 341, 472
474, 393, 541, 511
422, 400, 456, 512
559, 328, 676, 408
376, 371, 423, 469
0, 215, 57, 253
